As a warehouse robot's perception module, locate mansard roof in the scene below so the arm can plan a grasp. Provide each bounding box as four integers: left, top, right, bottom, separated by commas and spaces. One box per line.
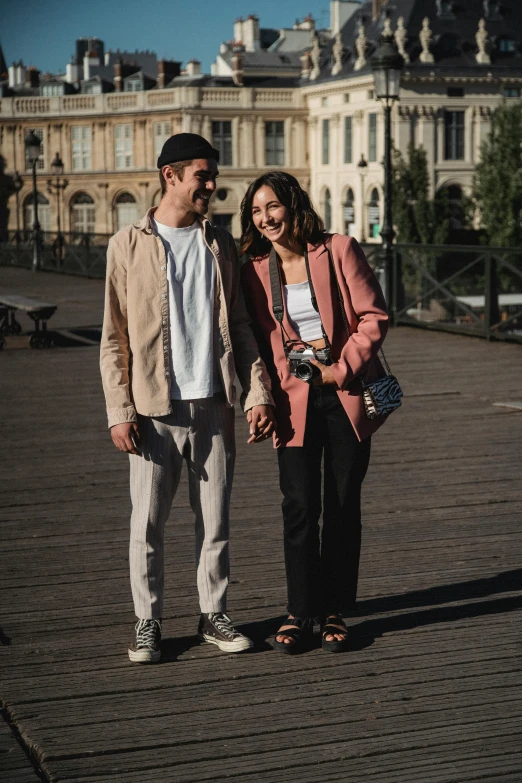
167, 74, 300, 89
311, 0, 522, 84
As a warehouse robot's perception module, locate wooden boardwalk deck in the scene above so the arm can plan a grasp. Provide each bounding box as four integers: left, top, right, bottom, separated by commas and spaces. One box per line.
1, 267, 522, 783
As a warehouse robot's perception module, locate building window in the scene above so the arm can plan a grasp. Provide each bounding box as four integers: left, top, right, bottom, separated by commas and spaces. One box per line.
322, 119, 330, 165
154, 121, 171, 161
368, 188, 380, 238
212, 121, 232, 166
441, 184, 465, 230
323, 188, 332, 231
42, 83, 64, 97
444, 110, 465, 160
367, 89, 374, 100
84, 82, 102, 95
24, 193, 51, 233
71, 126, 92, 171
265, 121, 285, 166
124, 78, 142, 92
115, 192, 138, 230
321, 96, 328, 107
344, 116, 352, 164
343, 188, 355, 235
25, 128, 44, 171
114, 124, 133, 169
344, 93, 350, 103
71, 192, 95, 236
368, 113, 377, 162
212, 214, 233, 234
503, 87, 521, 98
498, 38, 516, 53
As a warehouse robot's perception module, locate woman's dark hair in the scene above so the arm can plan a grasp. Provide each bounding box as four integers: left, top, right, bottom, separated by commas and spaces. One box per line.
240, 171, 325, 257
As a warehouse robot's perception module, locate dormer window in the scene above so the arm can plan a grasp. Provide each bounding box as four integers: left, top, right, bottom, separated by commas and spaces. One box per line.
124, 76, 142, 92
84, 82, 102, 95
484, 0, 501, 20
41, 83, 65, 97
436, 0, 455, 18
498, 38, 516, 53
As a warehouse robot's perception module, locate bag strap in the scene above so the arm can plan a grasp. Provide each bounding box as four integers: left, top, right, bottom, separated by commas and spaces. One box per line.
325, 235, 392, 375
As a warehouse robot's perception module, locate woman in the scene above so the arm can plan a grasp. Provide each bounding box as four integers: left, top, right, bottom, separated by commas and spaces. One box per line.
240, 171, 389, 653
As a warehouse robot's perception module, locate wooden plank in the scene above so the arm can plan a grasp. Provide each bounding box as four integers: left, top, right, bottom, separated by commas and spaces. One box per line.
1, 268, 521, 782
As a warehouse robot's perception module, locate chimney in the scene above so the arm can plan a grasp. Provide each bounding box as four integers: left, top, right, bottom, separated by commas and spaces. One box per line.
26, 66, 40, 88
243, 14, 260, 52
231, 47, 244, 87
234, 17, 243, 46
157, 58, 181, 88
114, 61, 122, 92
185, 59, 201, 76
300, 51, 312, 79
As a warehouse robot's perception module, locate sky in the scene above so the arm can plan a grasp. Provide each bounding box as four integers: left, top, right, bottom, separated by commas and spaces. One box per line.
2, 0, 335, 76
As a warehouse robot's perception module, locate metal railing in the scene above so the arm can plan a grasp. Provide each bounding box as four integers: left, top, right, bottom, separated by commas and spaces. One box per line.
0, 230, 110, 279
392, 244, 522, 343
1, 232, 521, 343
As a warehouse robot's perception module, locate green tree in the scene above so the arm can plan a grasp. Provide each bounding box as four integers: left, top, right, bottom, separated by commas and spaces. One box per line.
473, 101, 522, 247
392, 143, 450, 244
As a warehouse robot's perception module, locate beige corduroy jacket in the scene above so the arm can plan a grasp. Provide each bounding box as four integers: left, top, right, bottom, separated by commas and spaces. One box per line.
100, 209, 273, 428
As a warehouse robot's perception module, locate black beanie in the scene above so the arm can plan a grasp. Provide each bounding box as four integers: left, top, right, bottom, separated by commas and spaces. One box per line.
157, 133, 220, 168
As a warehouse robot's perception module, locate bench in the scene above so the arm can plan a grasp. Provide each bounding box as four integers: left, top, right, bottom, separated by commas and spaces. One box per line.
0, 295, 57, 349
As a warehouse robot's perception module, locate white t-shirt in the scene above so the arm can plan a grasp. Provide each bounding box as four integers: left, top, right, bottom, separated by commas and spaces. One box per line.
154, 218, 222, 400
284, 280, 324, 342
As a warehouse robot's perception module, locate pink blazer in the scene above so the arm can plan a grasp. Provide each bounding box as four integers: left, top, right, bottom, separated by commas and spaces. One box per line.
241, 234, 390, 447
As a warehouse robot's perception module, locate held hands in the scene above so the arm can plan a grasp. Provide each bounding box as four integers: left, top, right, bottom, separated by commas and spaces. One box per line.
111, 422, 141, 455
310, 358, 338, 387
246, 405, 276, 444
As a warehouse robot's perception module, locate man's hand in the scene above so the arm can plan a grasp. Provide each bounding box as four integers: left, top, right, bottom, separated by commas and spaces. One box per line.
310, 358, 339, 387
110, 422, 141, 455
246, 405, 276, 444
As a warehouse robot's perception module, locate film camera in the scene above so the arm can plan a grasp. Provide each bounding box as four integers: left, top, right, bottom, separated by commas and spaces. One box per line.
287, 346, 332, 383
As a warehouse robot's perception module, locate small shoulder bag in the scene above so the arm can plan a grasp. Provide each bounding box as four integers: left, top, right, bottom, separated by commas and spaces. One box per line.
326, 236, 403, 420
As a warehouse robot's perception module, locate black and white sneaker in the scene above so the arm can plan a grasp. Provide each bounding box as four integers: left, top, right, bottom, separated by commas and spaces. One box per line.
128, 618, 162, 663
198, 613, 253, 653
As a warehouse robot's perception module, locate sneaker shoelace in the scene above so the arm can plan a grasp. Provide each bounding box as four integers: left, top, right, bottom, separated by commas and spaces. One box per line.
135, 619, 161, 649
209, 613, 241, 639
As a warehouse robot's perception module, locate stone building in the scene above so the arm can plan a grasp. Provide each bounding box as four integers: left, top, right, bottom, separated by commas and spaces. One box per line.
1, 0, 521, 242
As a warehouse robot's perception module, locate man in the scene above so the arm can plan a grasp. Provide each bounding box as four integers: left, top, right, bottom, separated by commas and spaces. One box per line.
100, 133, 275, 663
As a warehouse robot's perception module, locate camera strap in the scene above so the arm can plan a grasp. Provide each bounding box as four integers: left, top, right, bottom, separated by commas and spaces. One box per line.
268, 245, 332, 351
268, 246, 332, 352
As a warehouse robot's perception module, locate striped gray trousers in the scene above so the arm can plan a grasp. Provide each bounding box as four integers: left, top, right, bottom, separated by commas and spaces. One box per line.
129, 395, 235, 619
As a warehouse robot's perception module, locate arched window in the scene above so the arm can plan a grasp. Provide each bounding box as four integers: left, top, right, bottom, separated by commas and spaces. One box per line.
24, 193, 51, 233
343, 188, 355, 235
368, 188, 380, 239
115, 192, 138, 231
444, 184, 465, 229
71, 192, 95, 235
323, 188, 332, 232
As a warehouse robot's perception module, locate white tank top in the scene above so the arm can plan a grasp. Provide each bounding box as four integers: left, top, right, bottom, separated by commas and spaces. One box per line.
284, 280, 323, 342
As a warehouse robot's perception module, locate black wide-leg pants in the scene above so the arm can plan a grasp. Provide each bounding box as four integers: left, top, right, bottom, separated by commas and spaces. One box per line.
277, 385, 371, 619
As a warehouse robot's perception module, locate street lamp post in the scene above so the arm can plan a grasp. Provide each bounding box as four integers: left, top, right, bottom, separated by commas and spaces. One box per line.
357, 154, 368, 242
24, 130, 42, 271
12, 171, 23, 246
47, 152, 68, 266
370, 29, 404, 323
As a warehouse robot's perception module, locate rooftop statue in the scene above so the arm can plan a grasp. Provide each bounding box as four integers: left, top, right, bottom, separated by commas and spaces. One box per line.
419, 17, 435, 63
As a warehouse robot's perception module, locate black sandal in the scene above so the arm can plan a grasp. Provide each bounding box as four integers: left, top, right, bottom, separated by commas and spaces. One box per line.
321, 614, 349, 653
272, 616, 314, 654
